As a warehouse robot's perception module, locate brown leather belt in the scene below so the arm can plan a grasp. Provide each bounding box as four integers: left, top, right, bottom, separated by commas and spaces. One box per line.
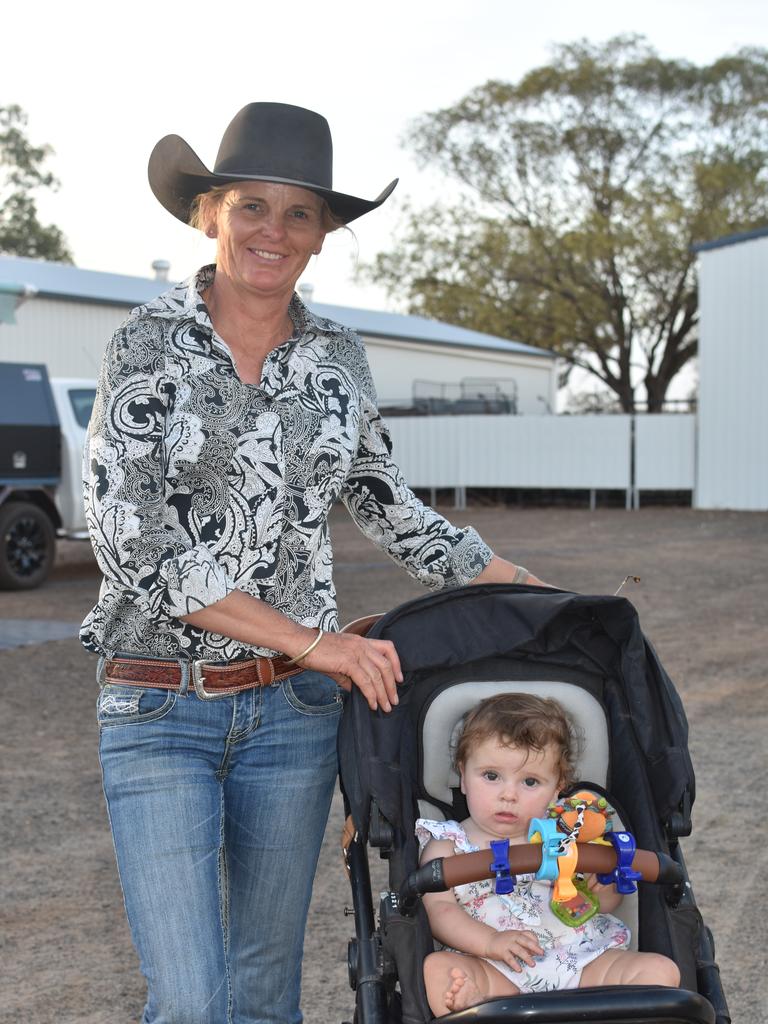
103, 654, 302, 700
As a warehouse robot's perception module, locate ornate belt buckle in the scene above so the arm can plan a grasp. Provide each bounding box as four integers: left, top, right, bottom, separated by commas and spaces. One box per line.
191, 659, 223, 700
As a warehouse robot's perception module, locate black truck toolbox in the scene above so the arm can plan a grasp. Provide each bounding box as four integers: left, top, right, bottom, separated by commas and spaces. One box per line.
0, 363, 61, 483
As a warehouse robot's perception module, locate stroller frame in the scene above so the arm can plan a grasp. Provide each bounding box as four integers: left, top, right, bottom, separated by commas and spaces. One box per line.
338, 584, 729, 1024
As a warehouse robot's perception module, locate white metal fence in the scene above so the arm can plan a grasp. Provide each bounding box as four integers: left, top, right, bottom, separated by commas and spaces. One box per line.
387, 414, 696, 507
635, 415, 696, 491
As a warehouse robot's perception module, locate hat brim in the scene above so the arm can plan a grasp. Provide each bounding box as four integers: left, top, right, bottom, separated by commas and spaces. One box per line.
148, 134, 397, 226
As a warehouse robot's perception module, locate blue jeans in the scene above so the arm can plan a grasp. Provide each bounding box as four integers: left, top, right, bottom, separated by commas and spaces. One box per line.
97, 667, 343, 1024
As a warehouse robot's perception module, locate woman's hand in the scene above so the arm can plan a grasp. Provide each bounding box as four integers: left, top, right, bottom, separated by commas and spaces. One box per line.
483, 929, 544, 970
297, 630, 403, 713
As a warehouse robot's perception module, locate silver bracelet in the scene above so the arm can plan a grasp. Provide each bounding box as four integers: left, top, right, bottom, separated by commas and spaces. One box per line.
284, 628, 324, 666
512, 565, 529, 585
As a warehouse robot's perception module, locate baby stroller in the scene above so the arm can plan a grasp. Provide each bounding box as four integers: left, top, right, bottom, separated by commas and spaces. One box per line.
338, 584, 729, 1024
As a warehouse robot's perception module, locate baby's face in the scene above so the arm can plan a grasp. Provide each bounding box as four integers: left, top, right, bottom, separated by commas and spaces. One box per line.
460, 738, 562, 844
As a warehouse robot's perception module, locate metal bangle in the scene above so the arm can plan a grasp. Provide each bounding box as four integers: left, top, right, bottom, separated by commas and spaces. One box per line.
284, 628, 325, 666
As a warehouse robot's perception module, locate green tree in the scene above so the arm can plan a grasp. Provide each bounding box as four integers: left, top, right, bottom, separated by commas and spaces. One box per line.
366, 37, 768, 411
0, 104, 73, 262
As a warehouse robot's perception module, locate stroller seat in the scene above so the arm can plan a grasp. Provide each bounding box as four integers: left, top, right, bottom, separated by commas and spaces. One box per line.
338, 584, 729, 1024
418, 678, 638, 948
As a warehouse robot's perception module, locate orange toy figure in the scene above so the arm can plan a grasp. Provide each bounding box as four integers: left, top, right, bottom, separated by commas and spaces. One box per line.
550, 790, 614, 844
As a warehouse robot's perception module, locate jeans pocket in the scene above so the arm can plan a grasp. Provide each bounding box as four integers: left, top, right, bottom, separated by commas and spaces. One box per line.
281, 671, 343, 716
97, 684, 177, 728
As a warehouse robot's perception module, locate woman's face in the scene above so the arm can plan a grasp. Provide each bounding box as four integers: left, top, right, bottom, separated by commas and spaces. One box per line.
210, 182, 326, 301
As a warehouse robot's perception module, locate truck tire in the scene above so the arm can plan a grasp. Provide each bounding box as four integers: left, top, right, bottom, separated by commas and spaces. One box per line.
0, 502, 56, 590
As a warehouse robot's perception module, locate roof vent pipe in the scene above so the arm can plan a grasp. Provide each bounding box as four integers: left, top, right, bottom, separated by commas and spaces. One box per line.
151, 259, 171, 282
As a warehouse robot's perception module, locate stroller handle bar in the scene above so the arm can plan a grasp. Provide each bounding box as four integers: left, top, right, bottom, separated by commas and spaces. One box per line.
399, 843, 683, 916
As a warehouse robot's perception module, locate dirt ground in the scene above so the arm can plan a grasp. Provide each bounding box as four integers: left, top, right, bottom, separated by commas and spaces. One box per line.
1, 504, 766, 1024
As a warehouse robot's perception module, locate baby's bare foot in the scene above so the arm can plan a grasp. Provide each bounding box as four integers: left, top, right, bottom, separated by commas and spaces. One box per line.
444, 967, 484, 1012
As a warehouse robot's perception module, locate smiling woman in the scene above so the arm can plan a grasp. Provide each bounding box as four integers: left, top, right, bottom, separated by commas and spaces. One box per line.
81, 101, 546, 1024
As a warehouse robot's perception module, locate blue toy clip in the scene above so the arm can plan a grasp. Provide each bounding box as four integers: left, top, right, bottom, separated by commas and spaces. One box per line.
489, 838, 516, 895
528, 817, 563, 881
597, 830, 643, 894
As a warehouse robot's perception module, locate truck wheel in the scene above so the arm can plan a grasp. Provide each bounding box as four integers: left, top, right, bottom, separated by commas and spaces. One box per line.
0, 502, 56, 590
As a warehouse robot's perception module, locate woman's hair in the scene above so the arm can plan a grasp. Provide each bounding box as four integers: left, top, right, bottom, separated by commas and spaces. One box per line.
189, 183, 346, 235
453, 693, 578, 787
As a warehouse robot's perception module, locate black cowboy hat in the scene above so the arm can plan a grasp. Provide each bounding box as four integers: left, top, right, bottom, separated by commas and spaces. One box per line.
148, 102, 398, 226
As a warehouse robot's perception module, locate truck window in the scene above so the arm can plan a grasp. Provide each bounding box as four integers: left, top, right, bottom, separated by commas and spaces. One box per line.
69, 389, 97, 429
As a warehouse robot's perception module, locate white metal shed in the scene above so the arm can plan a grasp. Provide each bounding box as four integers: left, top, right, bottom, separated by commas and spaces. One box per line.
694, 229, 768, 511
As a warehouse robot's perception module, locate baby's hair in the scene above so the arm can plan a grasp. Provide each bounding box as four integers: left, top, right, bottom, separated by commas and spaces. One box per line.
453, 693, 577, 788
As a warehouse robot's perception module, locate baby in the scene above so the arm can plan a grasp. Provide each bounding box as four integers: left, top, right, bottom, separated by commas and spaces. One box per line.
417, 693, 680, 1016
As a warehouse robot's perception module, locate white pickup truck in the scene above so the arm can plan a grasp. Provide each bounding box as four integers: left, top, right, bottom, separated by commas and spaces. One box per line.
0, 362, 96, 589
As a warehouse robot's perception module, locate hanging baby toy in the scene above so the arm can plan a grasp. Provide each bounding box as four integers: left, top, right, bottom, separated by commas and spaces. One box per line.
528, 790, 622, 927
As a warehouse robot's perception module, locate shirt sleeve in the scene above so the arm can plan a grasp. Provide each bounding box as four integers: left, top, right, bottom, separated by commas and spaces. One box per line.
341, 376, 494, 589
84, 317, 237, 621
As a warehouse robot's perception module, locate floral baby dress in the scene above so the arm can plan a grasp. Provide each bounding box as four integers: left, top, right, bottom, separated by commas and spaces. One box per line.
416, 818, 631, 992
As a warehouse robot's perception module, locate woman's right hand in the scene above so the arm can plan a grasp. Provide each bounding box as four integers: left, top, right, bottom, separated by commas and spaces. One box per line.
296, 630, 403, 713
483, 929, 544, 970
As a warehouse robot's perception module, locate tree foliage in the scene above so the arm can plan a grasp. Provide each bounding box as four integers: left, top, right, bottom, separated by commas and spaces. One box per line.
366, 37, 768, 411
0, 105, 73, 262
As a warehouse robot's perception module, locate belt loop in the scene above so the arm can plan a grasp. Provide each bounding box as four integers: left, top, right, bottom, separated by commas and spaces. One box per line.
96, 656, 107, 689
256, 657, 275, 686
178, 661, 190, 697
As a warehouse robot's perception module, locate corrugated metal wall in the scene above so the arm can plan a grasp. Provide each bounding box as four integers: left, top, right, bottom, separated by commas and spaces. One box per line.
696, 236, 768, 510
636, 415, 696, 490
364, 338, 556, 415
0, 297, 126, 377
388, 414, 695, 496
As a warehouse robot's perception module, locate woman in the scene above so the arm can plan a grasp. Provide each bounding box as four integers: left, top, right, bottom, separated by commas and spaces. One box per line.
82, 102, 545, 1024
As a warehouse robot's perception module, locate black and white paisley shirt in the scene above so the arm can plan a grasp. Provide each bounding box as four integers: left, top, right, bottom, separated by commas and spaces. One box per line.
80, 265, 493, 661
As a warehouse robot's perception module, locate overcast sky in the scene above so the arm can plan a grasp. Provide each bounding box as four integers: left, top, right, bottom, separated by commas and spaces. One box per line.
4, 0, 766, 311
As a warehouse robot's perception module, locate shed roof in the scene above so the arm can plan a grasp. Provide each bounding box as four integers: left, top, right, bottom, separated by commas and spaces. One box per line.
0, 256, 553, 360
693, 225, 768, 254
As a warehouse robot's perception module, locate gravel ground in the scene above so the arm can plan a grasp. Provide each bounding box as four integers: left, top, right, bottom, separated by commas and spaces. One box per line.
0, 504, 765, 1024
